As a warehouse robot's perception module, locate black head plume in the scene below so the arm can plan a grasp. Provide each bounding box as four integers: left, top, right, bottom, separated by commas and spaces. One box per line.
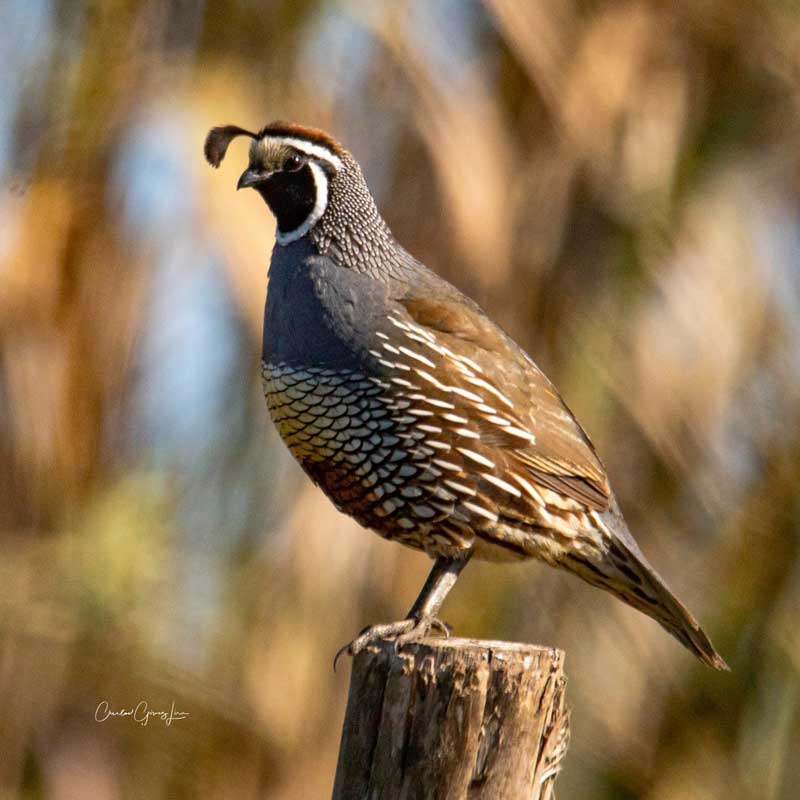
204, 125, 258, 168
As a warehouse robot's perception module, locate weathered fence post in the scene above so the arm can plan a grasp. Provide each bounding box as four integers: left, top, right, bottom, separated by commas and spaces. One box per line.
332, 637, 569, 799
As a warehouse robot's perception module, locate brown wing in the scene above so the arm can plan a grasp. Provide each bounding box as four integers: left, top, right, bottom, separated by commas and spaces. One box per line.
393, 293, 611, 512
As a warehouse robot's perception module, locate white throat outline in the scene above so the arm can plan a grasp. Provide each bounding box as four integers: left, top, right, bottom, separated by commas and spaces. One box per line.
276, 161, 329, 246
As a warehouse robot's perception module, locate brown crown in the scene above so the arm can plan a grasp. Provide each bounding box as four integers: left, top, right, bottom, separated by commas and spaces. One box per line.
257, 121, 345, 157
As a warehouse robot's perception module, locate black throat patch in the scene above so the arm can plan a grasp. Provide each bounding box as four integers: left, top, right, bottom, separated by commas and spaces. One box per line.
257, 164, 317, 234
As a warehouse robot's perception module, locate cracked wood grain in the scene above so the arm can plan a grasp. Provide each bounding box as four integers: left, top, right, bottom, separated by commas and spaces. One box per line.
333, 637, 569, 800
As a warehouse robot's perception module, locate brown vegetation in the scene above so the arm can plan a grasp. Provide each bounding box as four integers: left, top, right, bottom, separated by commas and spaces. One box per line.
1, 1, 798, 797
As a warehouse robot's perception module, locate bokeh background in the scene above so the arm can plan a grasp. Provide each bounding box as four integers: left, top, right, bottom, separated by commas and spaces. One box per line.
1, 0, 799, 797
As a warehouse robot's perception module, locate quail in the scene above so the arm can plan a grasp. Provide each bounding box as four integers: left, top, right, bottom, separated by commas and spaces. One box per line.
204, 121, 728, 671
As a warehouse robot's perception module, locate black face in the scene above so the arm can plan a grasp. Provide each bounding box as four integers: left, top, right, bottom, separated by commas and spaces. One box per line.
238, 151, 317, 235
257, 160, 316, 234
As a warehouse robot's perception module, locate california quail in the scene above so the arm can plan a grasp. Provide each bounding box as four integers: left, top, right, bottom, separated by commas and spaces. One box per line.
204, 121, 728, 671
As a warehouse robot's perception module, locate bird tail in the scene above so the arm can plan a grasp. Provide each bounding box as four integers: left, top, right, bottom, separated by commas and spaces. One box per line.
563, 534, 729, 671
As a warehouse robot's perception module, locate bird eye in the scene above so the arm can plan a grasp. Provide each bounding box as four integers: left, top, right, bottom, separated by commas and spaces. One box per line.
283, 154, 304, 172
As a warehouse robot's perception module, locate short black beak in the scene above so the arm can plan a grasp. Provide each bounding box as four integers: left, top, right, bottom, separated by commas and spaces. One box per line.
237, 167, 270, 190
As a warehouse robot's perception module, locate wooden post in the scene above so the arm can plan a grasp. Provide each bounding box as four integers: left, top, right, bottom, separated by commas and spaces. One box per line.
333, 637, 569, 800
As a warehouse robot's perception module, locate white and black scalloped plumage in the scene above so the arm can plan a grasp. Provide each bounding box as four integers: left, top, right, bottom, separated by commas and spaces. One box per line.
205, 121, 728, 670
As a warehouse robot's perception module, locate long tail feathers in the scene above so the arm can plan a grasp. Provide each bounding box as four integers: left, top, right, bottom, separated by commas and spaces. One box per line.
564, 537, 729, 671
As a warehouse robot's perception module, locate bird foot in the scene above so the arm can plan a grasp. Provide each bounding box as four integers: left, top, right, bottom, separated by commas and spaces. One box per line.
333, 615, 452, 671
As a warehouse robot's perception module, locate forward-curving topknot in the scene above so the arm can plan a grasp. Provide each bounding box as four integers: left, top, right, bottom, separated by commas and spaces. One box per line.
204, 121, 346, 169
204, 125, 258, 168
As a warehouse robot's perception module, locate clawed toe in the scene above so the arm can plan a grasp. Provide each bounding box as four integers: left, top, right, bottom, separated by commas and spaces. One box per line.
333, 615, 452, 671
333, 619, 414, 671
394, 615, 449, 648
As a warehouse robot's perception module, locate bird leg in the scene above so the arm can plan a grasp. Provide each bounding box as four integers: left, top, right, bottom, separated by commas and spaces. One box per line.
334, 554, 471, 670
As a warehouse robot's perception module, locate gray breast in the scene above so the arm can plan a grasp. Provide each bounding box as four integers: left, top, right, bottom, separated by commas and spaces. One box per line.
263, 245, 399, 371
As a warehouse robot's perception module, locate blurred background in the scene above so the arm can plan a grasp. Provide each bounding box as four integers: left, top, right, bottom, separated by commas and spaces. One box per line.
1, 0, 799, 797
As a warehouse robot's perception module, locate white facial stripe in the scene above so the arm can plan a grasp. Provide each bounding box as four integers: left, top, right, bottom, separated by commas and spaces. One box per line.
276, 161, 329, 246
269, 136, 343, 172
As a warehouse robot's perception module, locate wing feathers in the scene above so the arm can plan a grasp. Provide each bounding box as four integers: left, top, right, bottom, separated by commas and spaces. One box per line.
395, 293, 611, 512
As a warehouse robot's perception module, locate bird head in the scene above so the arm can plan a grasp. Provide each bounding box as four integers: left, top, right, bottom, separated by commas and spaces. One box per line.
204, 121, 345, 245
